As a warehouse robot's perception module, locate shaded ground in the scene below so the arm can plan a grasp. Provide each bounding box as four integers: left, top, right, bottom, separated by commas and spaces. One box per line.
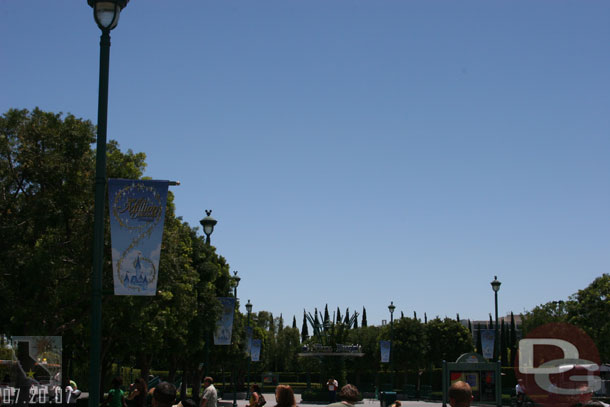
219, 393, 446, 407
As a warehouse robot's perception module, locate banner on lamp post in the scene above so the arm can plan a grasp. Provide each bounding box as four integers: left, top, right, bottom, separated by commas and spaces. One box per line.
214, 297, 236, 345
251, 339, 262, 362
380, 340, 391, 363
108, 179, 169, 296
246, 326, 253, 356
480, 329, 496, 360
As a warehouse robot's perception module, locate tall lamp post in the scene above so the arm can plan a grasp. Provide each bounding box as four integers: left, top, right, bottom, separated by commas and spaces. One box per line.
87, 2, 128, 407
232, 271, 240, 407
200, 210, 217, 378
245, 300, 253, 401
200, 210, 217, 246
490, 276, 501, 361
388, 301, 396, 390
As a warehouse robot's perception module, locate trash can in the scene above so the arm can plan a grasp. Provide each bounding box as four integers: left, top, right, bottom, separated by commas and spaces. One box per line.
380, 391, 397, 407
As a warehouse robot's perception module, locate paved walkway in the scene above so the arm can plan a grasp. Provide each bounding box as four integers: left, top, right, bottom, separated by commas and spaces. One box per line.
219, 394, 446, 407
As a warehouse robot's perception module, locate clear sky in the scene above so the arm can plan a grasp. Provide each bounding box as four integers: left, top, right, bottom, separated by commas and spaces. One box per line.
1, 1, 609, 327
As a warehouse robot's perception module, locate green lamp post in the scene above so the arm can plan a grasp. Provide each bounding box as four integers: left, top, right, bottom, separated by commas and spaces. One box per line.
87, 2, 128, 407
245, 299, 253, 401
232, 271, 240, 407
200, 209, 217, 378
388, 301, 396, 390
490, 276, 501, 361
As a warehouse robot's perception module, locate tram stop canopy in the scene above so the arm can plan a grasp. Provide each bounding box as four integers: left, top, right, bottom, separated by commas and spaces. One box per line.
442, 352, 501, 407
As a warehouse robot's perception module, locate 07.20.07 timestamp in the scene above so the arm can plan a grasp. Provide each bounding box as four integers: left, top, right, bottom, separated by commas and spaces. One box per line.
1, 386, 64, 405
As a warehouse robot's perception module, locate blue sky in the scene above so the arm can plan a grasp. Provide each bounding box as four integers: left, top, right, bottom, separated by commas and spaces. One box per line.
1, 1, 609, 326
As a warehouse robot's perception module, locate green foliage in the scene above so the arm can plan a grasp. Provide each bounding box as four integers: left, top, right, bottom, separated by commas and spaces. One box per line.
301, 312, 309, 343
522, 300, 569, 334
425, 318, 473, 367
382, 317, 428, 369
522, 274, 610, 361
0, 108, 232, 390
347, 326, 381, 378
567, 274, 610, 361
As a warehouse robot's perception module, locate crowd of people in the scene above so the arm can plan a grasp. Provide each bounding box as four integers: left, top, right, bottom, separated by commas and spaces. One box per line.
112, 377, 362, 407
107, 376, 608, 407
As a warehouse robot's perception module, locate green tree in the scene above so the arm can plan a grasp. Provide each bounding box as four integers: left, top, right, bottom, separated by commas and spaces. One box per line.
522, 300, 568, 335
476, 323, 482, 355
361, 307, 367, 327
275, 327, 301, 371
500, 319, 508, 366
347, 325, 381, 388
0, 108, 234, 392
566, 274, 610, 361
301, 312, 309, 342
522, 275, 610, 364
425, 318, 473, 367
381, 317, 428, 386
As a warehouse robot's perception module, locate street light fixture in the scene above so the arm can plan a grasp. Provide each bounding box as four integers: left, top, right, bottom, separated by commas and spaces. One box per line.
87, 2, 128, 407
200, 210, 217, 246
233, 270, 241, 297
245, 299, 253, 400
388, 301, 396, 390
88, 0, 128, 30
490, 276, 501, 361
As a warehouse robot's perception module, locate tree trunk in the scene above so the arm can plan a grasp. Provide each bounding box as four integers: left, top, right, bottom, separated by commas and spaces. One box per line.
180, 360, 188, 402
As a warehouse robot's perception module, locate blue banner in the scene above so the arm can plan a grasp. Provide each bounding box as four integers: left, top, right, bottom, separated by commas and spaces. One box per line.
246, 326, 253, 356
214, 297, 236, 345
251, 339, 262, 362
108, 179, 169, 296
481, 329, 496, 360
380, 340, 391, 363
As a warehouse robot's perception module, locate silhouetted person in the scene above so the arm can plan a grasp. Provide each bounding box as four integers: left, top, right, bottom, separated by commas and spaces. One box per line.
152, 382, 177, 407
449, 381, 473, 407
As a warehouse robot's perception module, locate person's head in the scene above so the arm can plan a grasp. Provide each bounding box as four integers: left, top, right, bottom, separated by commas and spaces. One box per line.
153, 382, 177, 407
111, 377, 123, 389
251, 384, 261, 393
392, 401, 401, 407
135, 378, 148, 393
338, 384, 360, 403
203, 377, 214, 388
449, 381, 472, 407
275, 385, 295, 407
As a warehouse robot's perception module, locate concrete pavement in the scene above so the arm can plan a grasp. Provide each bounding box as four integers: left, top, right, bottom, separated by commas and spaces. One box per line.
219, 394, 446, 407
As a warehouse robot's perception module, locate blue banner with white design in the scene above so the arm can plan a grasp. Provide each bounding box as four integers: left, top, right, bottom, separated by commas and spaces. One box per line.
251, 339, 262, 361
214, 297, 236, 345
108, 179, 169, 296
380, 340, 391, 363
480, 329, 496, 360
